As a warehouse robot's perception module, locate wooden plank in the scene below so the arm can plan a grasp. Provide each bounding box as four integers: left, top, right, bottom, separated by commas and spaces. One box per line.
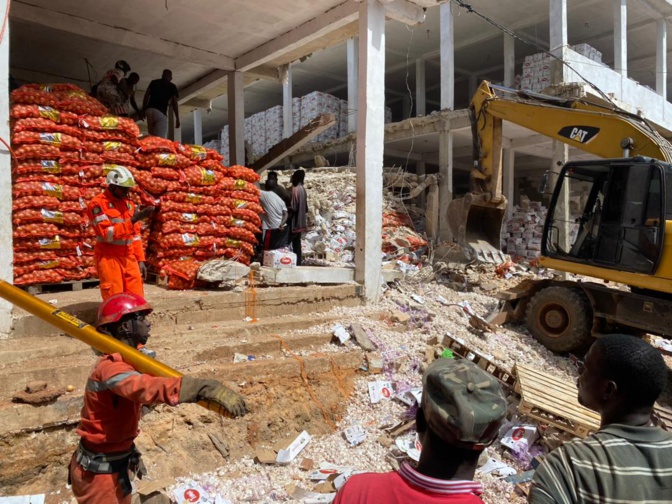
21, 279, 99, 295
251, 114, 337, 172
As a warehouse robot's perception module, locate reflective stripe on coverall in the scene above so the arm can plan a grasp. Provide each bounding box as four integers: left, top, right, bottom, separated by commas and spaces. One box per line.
71, 353, 181, 504
86, 190, 145, 300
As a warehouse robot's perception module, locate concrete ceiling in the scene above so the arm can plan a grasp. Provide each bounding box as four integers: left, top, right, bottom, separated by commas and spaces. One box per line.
9, 0, 672, 146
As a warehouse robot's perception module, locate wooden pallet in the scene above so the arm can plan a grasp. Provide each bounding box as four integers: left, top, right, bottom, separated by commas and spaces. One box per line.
514, 363, 601, 437
146, 272, 168, 287
441, 334, 517, 389
21, 279, 100, 295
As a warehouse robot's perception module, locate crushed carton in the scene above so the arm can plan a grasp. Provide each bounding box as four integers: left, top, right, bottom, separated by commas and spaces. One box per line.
395, 434, 422, 462
277, 430, 312, 464
172, 483, 209, 504
368, 380, 394, 404
332, 324, 350, 345
395, 387, 422, 407
501, 425, 539, 451
343, 425, 367, 446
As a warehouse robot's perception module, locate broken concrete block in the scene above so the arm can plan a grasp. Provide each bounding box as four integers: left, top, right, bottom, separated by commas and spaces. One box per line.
425, 345, 436, 364
391, 310, 410, 324
299, 458, 315, 472
255, 447, 278, 465
197, 259, 250, 283
349, 323, 374, 351
13, 384, 64, 404
366, 353, 384, 374
376, 433, 393, 448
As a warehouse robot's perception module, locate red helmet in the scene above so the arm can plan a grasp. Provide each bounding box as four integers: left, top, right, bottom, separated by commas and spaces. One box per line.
96, 292, 153, 330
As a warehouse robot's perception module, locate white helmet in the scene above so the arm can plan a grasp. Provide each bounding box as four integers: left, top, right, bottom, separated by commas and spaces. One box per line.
106, 166, 136, 188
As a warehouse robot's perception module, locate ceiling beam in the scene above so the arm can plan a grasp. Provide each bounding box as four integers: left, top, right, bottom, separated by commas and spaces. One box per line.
178, 70, 229, 105
235, 1, 360, 72
10, 1, 235, 70
384, 0, 426, 26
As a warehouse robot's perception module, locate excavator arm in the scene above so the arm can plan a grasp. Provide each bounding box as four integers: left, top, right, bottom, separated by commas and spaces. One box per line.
449, 81, 672, 261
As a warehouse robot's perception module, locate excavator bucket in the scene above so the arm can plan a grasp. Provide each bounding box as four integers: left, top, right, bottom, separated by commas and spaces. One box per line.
447, 192, 508, 263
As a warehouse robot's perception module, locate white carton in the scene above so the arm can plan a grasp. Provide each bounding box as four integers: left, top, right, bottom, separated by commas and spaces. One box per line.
368, 380, 394, 404
501, 424, 538, 451
263, 250, 297, 268
172, 484, 209, 504
276, 430, 312, 464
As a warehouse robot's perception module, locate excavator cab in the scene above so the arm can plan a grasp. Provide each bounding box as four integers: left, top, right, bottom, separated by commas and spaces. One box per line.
543, 158, 668, 275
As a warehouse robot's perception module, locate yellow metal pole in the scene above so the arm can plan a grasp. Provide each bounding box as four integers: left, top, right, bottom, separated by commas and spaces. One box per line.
0, 279, 229, 417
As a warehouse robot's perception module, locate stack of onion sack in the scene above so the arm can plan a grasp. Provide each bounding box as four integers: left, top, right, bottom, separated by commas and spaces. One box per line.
381, 211, 428, 265
9, 84, 108, 285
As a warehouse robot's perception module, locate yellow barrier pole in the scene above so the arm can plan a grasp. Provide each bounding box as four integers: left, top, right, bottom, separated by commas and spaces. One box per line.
0, 279, 230, 417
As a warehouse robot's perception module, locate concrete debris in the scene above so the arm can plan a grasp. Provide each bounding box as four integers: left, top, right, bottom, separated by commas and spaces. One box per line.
348, 323, 374, 351
390, 310, 410, 324
331, 324, 350, 345
197, 260, 250, 283
12, 385, 64, 404
24, 381, 48, 394
366, 353, 384, 374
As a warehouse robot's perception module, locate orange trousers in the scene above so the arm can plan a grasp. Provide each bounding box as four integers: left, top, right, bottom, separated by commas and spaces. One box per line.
95, 254, 144, 301
69, 454, 132, 504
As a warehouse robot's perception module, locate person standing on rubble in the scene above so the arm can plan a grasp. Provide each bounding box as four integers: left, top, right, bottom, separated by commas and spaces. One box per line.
333, 359, 507, 503
529, 334, 672, 503
289, 169, 308, 266
86, 167, 154, 302
142, 69, 179, 138
265, 171, 291, 206
259, 177, 289, 251
69, 292, 247, 504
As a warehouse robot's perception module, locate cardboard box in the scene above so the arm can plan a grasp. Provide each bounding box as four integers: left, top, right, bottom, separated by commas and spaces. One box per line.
263, 250, 297, 268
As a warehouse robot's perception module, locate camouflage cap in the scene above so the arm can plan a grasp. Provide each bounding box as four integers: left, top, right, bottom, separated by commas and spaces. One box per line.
422, 358, 507, 449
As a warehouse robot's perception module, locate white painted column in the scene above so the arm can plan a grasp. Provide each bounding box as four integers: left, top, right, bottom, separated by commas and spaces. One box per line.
416, 59, 426, 116
193, 108, 203, 145
504, 34, 515, 87
227, 71, 245, 165
0, 0, 12, 335
657, 19, 667, 98
282, 64, 293, 139
549, 0, 568, 83
614, 0, 627, 76
440, 2, 454, 111
355, 0, 385, 302
503, 148, 515, 218
347, 37, 359, 133
438, 127, 453, 240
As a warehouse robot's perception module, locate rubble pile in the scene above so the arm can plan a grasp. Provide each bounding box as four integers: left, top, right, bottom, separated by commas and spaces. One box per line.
275, 167, 429, 273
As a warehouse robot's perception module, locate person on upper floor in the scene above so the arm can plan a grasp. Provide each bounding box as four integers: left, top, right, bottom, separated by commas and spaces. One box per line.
117, 72, 141, 118
95, 60, 131, 115
142, 69, 179, 138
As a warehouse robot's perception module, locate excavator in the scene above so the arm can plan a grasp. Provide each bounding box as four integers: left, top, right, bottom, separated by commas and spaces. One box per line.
449, 80, 672, 352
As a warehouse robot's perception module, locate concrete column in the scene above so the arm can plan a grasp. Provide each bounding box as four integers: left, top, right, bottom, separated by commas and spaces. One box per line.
503, 148, 515, 218
549, 0, 568, 83
468, 75, 478, 99
0, 0, 12, 335
416, 160, 426, 208
402, 96, 411, 119
282, 64, 293, 139
416, 59, 426, 116
657, 19, 667, 98
438, 127, 453, 241
227, 71, 245, 165
614, 0, 627, 76
355, 0, 385, 302
440, 2, 455, 111
347, 37, 359, 133
504, 34, 515, 87
193, 108, 203, 145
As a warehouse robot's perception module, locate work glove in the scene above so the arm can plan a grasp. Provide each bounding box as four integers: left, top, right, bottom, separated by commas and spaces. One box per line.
131, 206, 155, 224
138, 261, 148, 280
179, 376, 247, 418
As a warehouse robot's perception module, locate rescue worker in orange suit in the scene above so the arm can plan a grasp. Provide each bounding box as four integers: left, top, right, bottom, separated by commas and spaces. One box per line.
69, 293, 247, 504
87, 167, 154, 301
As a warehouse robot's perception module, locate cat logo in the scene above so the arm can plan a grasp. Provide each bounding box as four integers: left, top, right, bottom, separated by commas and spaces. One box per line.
558, 126, 599, 144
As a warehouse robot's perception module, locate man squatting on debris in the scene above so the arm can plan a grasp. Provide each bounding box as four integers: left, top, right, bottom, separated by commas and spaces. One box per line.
529, 334, 672, 503
68, 293, 247, 504
334, 359, 507, 503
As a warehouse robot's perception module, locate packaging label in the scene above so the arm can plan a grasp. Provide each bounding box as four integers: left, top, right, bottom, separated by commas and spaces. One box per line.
158, 153, 177, 166
225, 238, 240, 248
41, 208, 64, 224
368, 380, 393, 404
185, 193, 202, 204
99, 116, 119, 129
189, 145, 207, 160
67, 90, 86, 99
234, 179, 246, 190
38, 106, 60, 123
39, 133, 62, 147
39, 236, 61, 249
229, 218, 245, 227
200, 168, 216, 185
103, 141, 121, 151
41, 160, 61, 174
182, 233, 200, 247
181, 213, 198, 223
38, 260, 60, 269
234, 200, 247, 209
42, 182, 63, 199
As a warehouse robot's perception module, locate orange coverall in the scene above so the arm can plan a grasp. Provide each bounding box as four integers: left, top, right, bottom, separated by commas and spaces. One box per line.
69, 353, 182, 504
86, 190, 145, 301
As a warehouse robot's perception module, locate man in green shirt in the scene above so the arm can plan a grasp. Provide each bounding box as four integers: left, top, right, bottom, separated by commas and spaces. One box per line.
529, 334, 672, 503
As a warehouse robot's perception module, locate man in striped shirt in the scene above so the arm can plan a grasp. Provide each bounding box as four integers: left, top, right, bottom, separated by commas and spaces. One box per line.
529, 334, 672, 503
333, 359, 507, 503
